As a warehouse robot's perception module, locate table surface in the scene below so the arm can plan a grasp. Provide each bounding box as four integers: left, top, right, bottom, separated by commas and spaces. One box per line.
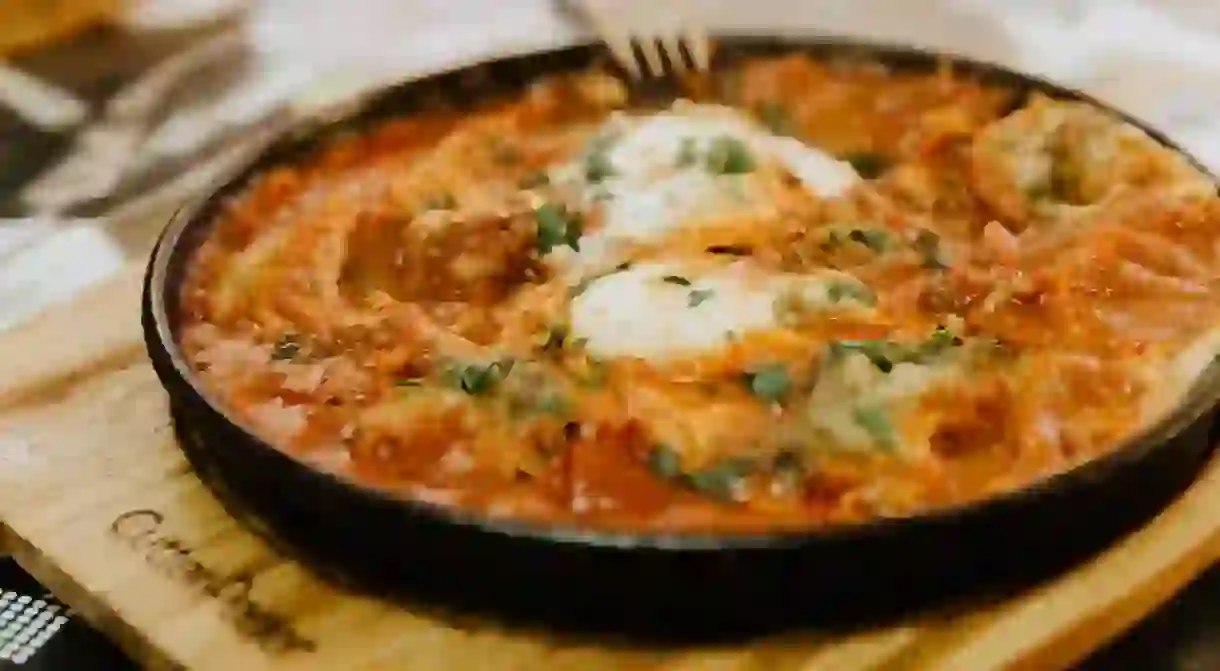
2, 1, 1220, 669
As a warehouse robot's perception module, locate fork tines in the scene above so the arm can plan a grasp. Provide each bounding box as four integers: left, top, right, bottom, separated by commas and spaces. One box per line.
604, 29, 710, 79
571, 0, 711, 80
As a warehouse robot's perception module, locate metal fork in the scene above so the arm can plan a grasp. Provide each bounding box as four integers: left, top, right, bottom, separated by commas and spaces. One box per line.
563, 0, 711, 79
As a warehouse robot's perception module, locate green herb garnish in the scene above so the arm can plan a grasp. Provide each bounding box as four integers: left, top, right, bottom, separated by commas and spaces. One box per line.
848, 228, 890, 253
913, 229, 949, 269
827, 280, 877, 306
662, 275, 692, 287
742, 362, 792, 403
705, 136, 755, 174
445, 359, 515, 395
647, 444, 684, 479
676, 137, 699, 167
530, 390, 570, 416
649, 446, 755, 502
539, 325, 568, 352
827, 339, 896, 373
535, 202, 582, 254
853, 405, 895, 448
584, 150, 615, 183
844, 152, 888, 179
568, 277, 595, 299
688, 288, 715, 308
396, 377, 424, 388
686, 458, 753, 501
828, 326, 964, 372
910, 325, 963, 362
270, 334, 301, 361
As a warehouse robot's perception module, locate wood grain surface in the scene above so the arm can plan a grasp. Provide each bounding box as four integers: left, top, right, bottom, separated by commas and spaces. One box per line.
0, 264, 1218, 670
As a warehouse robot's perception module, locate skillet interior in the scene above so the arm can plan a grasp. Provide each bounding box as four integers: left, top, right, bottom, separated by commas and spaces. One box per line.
143, 36, 1220, 639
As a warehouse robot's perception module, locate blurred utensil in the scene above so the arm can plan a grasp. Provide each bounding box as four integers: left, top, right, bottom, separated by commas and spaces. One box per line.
0, 63, 87, 132
562, 0, 710, 78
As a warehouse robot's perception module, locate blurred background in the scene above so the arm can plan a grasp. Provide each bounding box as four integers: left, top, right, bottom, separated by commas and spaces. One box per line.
1, 0, 1220, 669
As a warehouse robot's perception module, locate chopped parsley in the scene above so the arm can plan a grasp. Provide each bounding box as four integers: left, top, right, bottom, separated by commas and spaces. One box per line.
742, 362, 791, 403
685, 458, 753, 501
538, 324, 568, 352
828, 339, 898, 373
648, 446, 755, 502
676, 137, 699, 167
913, 229, 950, 269
535, 202, 582, 254
704, 136, 755, 174
529, 390, 570, 416
270, 334, 301, 361
853, 405, 896, 448
568, 277, 594, 298
584, 150, 616, 183
848, 227, 890, 253
662, 275, 692, 286
827, 326, 965, 373
843, 152, 889, 179
826, 280, 877, 306
822, 226, 890, 253
910, 325, 963, 361
647, 444, 684, 479
687, 288, 715, 308
396, 377, 424, 388
820, 229, 844, 251
444, 359, 515, 395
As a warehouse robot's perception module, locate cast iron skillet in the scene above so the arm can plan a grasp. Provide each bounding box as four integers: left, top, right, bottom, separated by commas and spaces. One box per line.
143, 36, 1220, 640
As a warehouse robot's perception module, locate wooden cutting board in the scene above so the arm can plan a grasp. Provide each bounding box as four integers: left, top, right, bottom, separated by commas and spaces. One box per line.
1, 264, 1219, 671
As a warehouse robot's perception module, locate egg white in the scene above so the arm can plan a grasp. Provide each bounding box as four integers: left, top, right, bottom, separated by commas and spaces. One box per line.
547, 104, 860, 275
569, 260, 872, 362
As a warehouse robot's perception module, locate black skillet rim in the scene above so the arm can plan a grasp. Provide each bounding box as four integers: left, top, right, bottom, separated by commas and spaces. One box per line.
143, 34, 1220, 555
